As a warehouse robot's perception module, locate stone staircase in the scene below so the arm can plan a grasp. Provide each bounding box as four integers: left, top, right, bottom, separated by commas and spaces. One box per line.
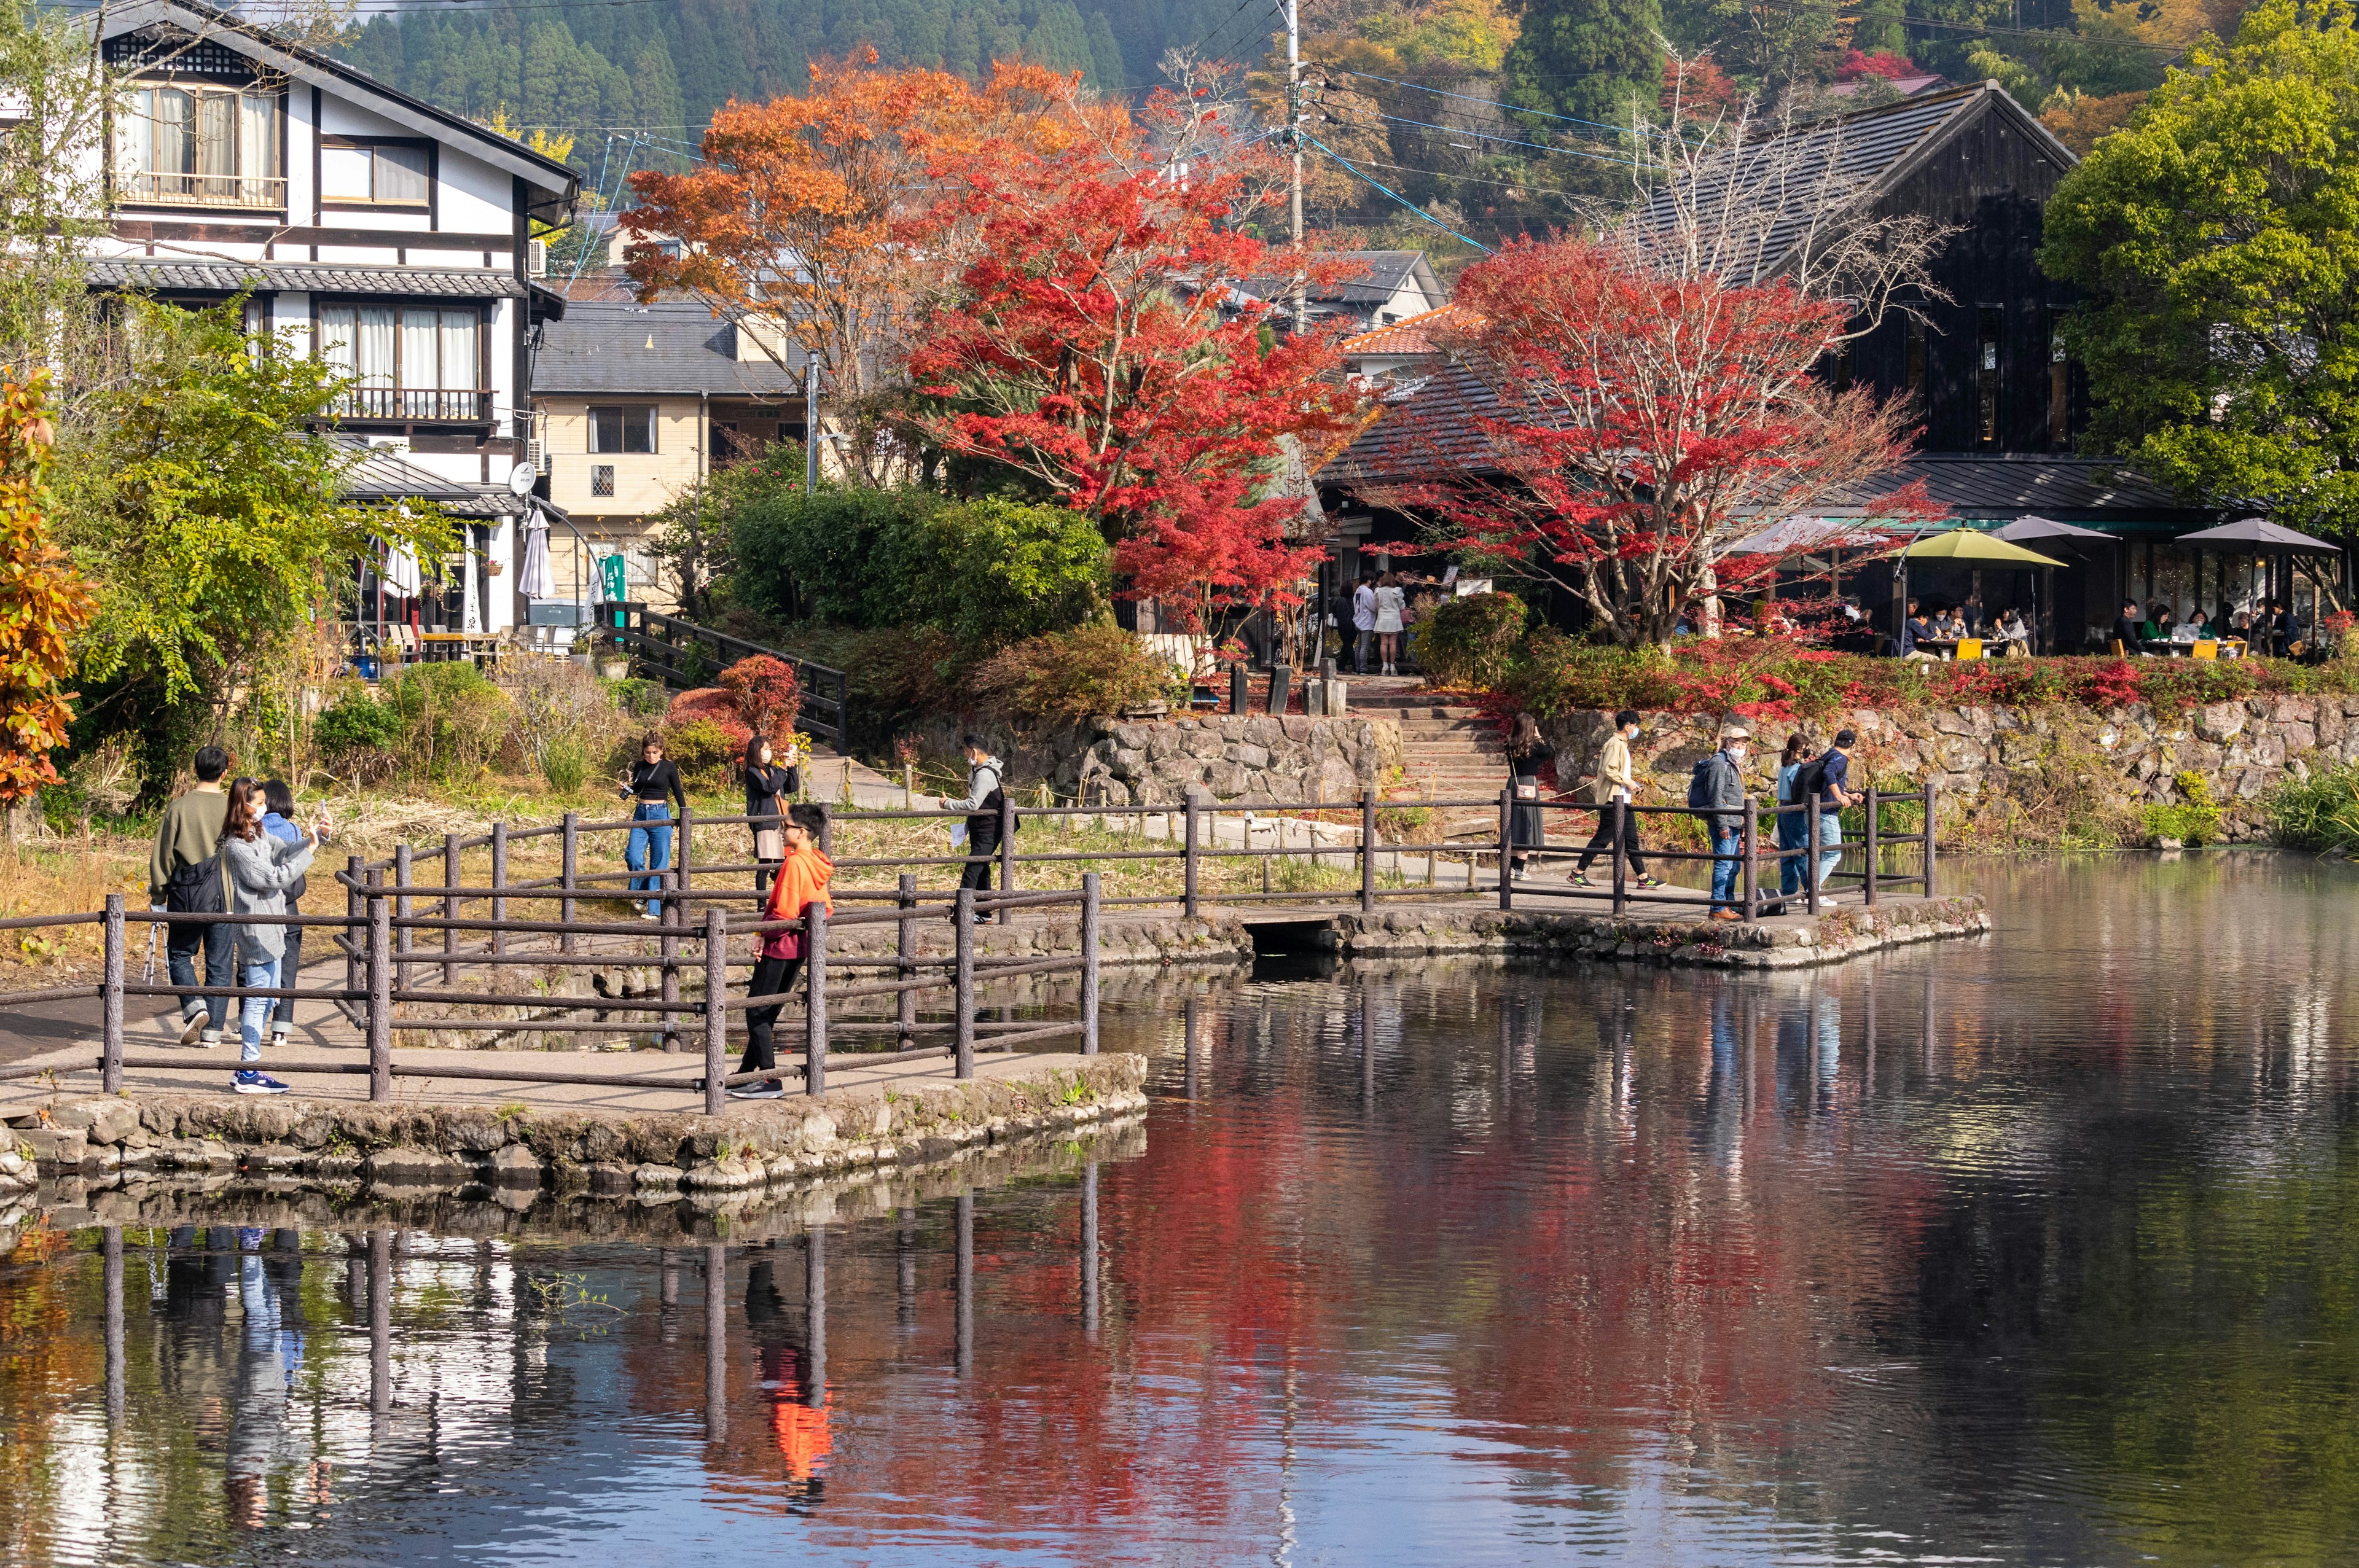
1345, 678, 1510, 828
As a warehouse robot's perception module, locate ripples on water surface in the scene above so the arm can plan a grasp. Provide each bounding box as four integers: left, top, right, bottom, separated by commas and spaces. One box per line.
7, 854, 2359, 1565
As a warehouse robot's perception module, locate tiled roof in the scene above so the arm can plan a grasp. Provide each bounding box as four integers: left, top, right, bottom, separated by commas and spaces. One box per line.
1320, 362, 1508, 485
335, 436, 528, 517
1339, 302, 1474, 358
531, 300, 805, 396
89, 259, 528, 298
1832, 453, 2201, 518
1243, 249, 1441, 306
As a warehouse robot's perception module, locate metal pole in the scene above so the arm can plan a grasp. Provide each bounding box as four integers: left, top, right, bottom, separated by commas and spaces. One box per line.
441, 832, 459, 985
704, 1242, 728, 1441
489, 825, 507, 956
955, 1191, 974, 1379
1183, 791, 1200, 921
1610, 801, 1628, 915
1496, 786, 1513, 911
367, 895, 392, 1102
1081, 872, 1100, 1056
1286, 0, 1304, 332
1359, 789, 1376, 913
101, 895, 124, 1094
998, 794, 1015, 926
1805, 796, 1822, 916
1922, 777, 1938, 896
803, 358, 819, 494
896, 872, 917, 1052
560, 811, 579, 954
660, 872, 681, 1052
1742, 798, 1759, 921
1081, 1161, 1100, 1335
1864, 786, 1880, 907
703, 908, 727, 1116
805, 902, 828, 1096
954, 890, 976, 1079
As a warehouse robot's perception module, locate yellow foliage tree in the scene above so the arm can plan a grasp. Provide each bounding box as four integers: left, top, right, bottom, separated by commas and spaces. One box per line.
0, 369, 94, 806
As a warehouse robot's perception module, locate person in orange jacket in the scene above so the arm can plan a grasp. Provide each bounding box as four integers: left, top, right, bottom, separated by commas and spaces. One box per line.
734, 802, 833, 1099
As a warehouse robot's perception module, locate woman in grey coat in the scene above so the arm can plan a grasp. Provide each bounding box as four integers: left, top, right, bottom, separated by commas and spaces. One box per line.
220, 778, 317, 1096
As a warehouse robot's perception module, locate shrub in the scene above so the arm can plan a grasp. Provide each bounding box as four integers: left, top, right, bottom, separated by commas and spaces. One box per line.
541, 735, 590, 794
2269, 762, 2359, 850
608, 677, 669, 718
662, 717, 741, 788
494, 656, 619, 782
1413, 592, 1532, 689
2142, 771, 2224, 845
314, 689, 401, 782
718, 654, 800, 745
969, 623, 1181, 729
382, 661, 511, 780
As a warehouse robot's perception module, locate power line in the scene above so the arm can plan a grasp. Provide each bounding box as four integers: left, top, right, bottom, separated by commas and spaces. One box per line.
1305, 134, 1492, 253
1333, 153, 1586, 200
1362, 111, 1635, 167
1329, 68, 1673, 144
1179, 0, 1283, 64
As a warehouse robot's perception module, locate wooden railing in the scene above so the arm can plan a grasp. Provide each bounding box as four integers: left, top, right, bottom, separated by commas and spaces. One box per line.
596, 601, 850, 747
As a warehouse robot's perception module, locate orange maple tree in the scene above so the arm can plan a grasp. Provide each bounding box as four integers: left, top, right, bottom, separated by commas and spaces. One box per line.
0, 369, 93, 808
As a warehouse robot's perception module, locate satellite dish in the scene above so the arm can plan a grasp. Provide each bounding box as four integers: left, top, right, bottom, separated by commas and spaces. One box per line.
507, 460, 536, 497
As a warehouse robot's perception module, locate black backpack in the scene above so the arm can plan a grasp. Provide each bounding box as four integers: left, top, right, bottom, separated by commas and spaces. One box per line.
1790, 753, 1831, 806
165, 849, 228, 915
1686, 754, 1720, 809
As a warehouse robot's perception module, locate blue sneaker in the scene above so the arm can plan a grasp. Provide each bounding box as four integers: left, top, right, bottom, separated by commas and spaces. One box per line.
232, 1071, 289, 1095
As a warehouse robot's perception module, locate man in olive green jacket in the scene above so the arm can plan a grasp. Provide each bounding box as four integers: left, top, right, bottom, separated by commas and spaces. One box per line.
149, 746, 233, 1045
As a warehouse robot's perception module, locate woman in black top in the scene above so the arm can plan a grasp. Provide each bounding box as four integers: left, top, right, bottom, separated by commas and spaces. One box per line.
617, 733, 686, 920
743, 735, 800, 892
1504, 712, 1547, 881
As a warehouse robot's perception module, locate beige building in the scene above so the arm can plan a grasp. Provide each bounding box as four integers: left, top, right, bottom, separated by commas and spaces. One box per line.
528, 300, 805, 607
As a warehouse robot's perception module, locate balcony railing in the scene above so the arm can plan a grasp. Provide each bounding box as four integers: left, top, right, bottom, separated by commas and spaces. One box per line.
114, 170, 288, 211
335, 387, 492, 423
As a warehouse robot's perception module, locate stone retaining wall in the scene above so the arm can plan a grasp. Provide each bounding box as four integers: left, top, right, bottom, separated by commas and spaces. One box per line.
909, 712, 1405, 807
1546, 695, 2359, 841
1, 1053, 1149, 1196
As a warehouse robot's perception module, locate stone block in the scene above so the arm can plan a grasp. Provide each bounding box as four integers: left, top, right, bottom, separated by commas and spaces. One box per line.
684, 1155, 766, 1191
2196, 701, 2246, 743
491, 1142, 543, 1188
1224, 742, 1272, 770
17, 1128, 87, 1164
633, 1163, 684, 1189
47, 1100, 139, 1145
363, 1148, 469, 1187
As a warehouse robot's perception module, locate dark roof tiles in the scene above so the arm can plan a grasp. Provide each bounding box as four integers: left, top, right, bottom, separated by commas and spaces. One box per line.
530, 301, 805, 396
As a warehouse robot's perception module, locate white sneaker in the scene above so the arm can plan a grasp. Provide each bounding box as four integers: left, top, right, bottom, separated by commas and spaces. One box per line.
270, 1028, 289, 1048
199, 1029, 223, 1048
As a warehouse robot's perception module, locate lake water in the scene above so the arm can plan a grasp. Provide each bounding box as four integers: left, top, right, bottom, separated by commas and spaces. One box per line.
6, 852, 2359, 1566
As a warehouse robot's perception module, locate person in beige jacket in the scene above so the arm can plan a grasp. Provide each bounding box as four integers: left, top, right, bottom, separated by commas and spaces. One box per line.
1571, 711, 1664, 888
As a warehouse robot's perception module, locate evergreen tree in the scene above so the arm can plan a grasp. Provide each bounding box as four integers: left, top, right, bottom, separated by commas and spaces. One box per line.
1501, 0, 1665, 130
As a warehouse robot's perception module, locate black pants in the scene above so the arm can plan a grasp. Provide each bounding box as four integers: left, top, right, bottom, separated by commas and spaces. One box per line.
740, 954, 804, 1075
271, 929, 303, 1030
166, 917, 234, 1031
1576, 805, 1648, 876
959, 829, 998, 896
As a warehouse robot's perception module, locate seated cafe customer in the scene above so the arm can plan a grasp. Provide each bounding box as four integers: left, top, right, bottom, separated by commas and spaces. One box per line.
2140, 603, 2175, 641
2112, 599, 2143, 651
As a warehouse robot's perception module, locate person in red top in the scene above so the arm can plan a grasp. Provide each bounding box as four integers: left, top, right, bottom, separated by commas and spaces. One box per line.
734, 803, 832, 1099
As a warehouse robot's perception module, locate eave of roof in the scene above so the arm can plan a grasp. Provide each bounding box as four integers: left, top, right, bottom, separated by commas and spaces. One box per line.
89, 259, 528, 298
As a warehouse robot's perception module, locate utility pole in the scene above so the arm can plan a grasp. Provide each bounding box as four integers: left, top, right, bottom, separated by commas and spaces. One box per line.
804, 356, 818, 494
1287, 0, 1305, 335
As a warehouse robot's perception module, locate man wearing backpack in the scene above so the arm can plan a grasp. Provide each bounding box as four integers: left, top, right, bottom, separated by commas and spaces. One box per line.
149, 745, 234, 1046
1689, 722, 1753, 919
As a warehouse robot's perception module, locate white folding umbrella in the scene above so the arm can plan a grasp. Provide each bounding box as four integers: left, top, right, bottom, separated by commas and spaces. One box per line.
517, 509, 555, 600
381, 545, 421, 596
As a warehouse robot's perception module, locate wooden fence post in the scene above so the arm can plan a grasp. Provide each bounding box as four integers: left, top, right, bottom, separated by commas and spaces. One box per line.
1742, 798, 1759, 921
1360, 789, 1377, 915
1864, 786, 1880, 907
1183, 791, 1200, 921
367, 894, 391, 1102
997, 794, 1016, 925
441, 832, 460, 985
489, 824, 507, 956
816, 801, 833, 859
659, 872, 680, 1052
1081, 872, 1100, 1058
393, 844, 413, 994
896, 873, 917, 1052
805, 903, 828, 1097
1497, 786, 1514, 911
101, 895, 123, 1094
560, 811, 579, 955
954, 889, 976, 1079
344, 855, 363, 1005
1922, 778, 1939, 896
703, 908, 727, 1117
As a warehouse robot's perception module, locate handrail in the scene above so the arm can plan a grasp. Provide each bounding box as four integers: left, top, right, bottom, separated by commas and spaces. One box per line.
595, 600, 850, 747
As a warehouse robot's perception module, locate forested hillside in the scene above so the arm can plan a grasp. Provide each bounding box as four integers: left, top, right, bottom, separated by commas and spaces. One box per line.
339, 0, 2252, 252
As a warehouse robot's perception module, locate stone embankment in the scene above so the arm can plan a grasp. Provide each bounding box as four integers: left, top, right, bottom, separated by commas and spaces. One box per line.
1318, 895, 1990, 969
1, 1053, 1148, 1195
910, 712, 1407, 808
1547, 695, 2359, 840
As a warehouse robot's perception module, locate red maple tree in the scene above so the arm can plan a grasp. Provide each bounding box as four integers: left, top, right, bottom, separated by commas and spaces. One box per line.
907, 138, 1366, 626
1385, 236, 1930, 648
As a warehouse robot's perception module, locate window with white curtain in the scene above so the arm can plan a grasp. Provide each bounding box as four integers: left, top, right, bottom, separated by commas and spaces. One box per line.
321, 141, 430, 205
319, 305, 480, 419
115, 85, 280, 208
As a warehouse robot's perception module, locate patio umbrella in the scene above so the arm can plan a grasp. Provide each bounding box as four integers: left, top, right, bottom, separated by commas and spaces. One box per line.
1902, 531, 2064, 568
381, 545, 421, 595
2172, 517, 2344, 555
517, 509, 555, 599
1993, 515, 2113, 544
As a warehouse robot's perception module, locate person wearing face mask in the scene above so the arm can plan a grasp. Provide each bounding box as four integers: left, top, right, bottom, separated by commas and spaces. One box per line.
1689, 721, 1753, 920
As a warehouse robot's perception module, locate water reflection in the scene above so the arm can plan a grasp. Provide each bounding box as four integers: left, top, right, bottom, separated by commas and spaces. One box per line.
6, 854, 2359, 1562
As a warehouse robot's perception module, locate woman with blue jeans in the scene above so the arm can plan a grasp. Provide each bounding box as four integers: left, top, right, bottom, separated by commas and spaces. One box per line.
620, 733, 687, 920
220, 778, 318, 1096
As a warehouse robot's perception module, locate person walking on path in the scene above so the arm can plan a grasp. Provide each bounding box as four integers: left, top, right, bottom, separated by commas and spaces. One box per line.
1352, 575, 1377, 674
1772, 734, 1812, 911
1571, 711, 1662, 891
1502, 713, 1549, 882
1697, 722, 1752, 921
726, 803, 832, 1099
619, 733, 686, 921
1373, 572, 1408, 674
743, 736, 799, 895
257, 781, 315, 1050
1815, 730, 1857, 892
941, 735, 1005, 911
150, 744, 234, 1046
220, 777, 318, 1095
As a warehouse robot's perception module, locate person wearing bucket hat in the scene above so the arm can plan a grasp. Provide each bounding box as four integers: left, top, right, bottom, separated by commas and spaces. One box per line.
1695, 721, 1751, 918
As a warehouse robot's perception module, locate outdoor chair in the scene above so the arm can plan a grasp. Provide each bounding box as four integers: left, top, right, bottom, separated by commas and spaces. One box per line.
1954, 638, 1984, 662
2192, 639, 2219, 661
